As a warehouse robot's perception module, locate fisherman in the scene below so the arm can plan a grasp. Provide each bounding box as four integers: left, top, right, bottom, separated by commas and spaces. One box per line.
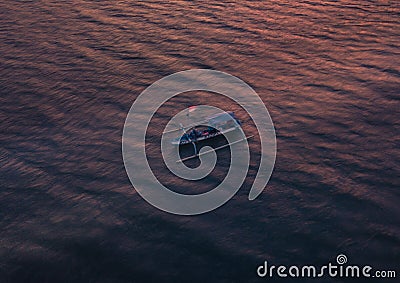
189, 128, 198, 140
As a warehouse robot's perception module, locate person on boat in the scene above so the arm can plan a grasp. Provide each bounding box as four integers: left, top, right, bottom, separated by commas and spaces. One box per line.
189, 128, 200, 140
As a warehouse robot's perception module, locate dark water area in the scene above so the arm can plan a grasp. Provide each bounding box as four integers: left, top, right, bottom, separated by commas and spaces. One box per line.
1, 1, 399, 282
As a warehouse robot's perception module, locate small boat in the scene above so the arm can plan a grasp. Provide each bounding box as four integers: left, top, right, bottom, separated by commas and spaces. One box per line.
171, 112, 241, 146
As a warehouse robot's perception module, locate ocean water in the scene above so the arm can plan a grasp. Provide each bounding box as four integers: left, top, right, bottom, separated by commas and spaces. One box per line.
0, 1, 399, 282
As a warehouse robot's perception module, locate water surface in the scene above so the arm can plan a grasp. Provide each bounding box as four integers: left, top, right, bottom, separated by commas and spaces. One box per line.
0, 1, 399, 282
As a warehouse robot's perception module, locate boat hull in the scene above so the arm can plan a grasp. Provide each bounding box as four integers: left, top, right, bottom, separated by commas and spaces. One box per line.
171, 127, 238, 145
